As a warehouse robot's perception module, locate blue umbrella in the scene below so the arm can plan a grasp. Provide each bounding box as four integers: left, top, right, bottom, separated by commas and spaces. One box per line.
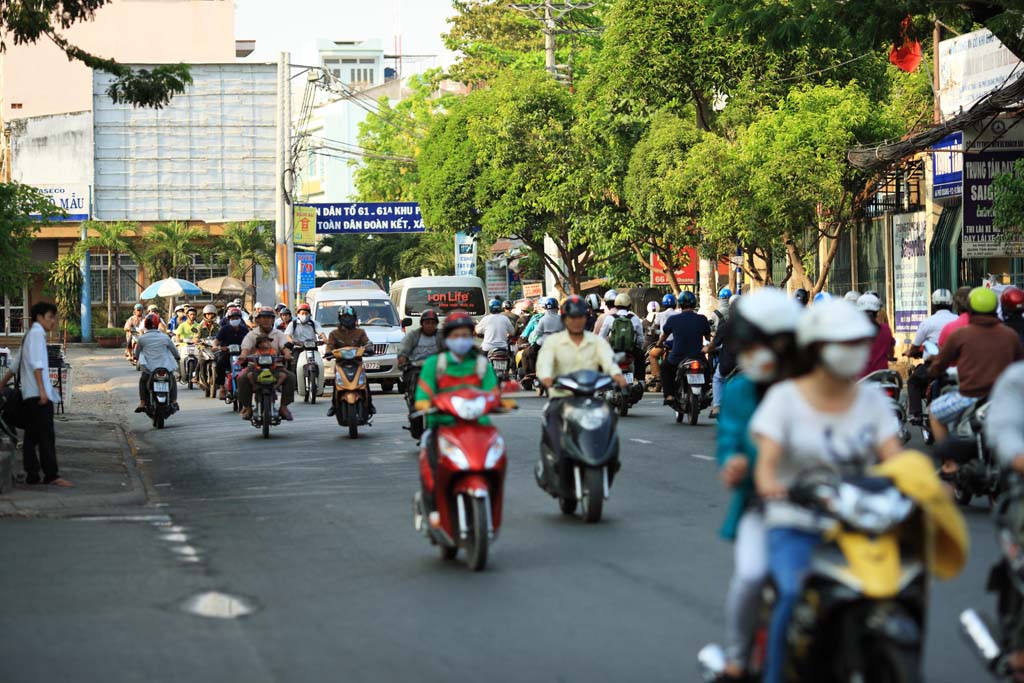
140, 278, 203, 300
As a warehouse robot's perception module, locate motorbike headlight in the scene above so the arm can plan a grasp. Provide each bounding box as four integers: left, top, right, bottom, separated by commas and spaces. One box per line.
485, 436, 506, 469
439, 436, 470, 470
835, 483, 913, 534
564, 403, 609, 431
450, 395, 488, 421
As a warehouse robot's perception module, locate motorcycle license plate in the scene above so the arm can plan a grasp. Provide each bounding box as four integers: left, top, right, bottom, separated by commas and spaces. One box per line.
153, 381, 170, 392
493, 360, 507, 371
364, 361, 380, 370
306, 352, 315, 362
687, 373, 705, 385
624, 372, 634, 383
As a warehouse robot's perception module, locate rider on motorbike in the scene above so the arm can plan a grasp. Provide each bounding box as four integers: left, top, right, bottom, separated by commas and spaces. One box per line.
476, 299, 515, 354
1001, 286, 1024, 345
521, 298, 564, 378
133, 314, 181, 414
658, 291, 711, 406
855, 292, 895, 377
598, 292, 645, 383
593, 289, 619, 338
647, 293, 679, 388
123, 304, 144, 356
714, 288, 803, 681
325, 305, 374, 418
938, 286, 974, 347
535, 296, 627, 482
904, 288, 956, 424
238, 307, 296, 421
167, 305, 187, 333
276, 307, 293, 333
286, 303, 326, 345
213, 306, 249, 399
185, 305, 221, 384
751, 298, 902, 683
708, 295, 739, 420
398, 308, 445, 367
413, 310, 500, 524
173, 306, 201, 343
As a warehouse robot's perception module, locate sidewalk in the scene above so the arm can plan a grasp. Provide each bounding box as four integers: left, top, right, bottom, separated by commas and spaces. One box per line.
0, 346, 147, 516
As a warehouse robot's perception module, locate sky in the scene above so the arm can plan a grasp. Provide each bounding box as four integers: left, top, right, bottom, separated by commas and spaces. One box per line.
235, 0, 459, 70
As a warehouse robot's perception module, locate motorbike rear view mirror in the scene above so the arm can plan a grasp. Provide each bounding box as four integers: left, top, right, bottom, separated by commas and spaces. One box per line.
402, 317, 413, 328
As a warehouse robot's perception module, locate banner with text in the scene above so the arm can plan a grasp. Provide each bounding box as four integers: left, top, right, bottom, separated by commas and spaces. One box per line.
963, 121, 1024, 258
892, 212, 929, 333
296, 252, 316, 298
293, 205, 317, 245
29, 183, 90, 222
300, 202, 425, 234
486, 259, 509, 299
455, 232, 477, 277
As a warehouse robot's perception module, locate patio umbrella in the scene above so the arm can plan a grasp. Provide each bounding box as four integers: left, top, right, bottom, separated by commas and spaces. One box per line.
197, 275, 255, 297
140, 277, 203, 300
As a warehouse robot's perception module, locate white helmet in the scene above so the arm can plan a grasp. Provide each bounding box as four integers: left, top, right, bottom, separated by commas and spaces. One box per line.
254, 301, 263, 311
614, 293, 632, 309
734, 288, 802, 336
585, 293, 602, 311
603, 289, 619, 303
843, 290, 861, 303
856, 293, 882, 312
797, 299, 876, 348
931, 288, 953, 306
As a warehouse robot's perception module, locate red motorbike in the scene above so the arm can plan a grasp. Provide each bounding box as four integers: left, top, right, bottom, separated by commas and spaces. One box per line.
413, 387, 511, 571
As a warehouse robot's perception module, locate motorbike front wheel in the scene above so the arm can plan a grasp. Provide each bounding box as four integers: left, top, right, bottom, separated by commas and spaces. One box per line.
186, 361, 196, 391
580, 467, 604, 523
465, 496, 489, 571
261, 394, 272, 439
617, 395, 629, 418
689, 391, 700, 425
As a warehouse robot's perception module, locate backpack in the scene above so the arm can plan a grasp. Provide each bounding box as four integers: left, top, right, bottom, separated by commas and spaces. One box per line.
609, 314, 636, 353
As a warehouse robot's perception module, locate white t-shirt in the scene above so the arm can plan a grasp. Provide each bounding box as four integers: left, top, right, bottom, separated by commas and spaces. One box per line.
749, 380, 900, 530
912, 309, 958, 358
476, 313, 515, 351
655, 308, 680, 340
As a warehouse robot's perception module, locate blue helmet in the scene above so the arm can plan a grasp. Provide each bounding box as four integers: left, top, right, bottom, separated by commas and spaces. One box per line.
679, 291, 698, 309
813, 291, 833, 304
661, 293, 677, 308
543, 297, 559, 311
718, 287, 733, 300
488, 298, 502, 313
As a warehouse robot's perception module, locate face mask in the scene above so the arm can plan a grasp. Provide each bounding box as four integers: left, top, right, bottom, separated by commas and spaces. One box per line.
447, 337, 474, 357
229, 319, 242, 327
738, 348, 777, 383
820, 343, 870, 379
298, 314, 309, 323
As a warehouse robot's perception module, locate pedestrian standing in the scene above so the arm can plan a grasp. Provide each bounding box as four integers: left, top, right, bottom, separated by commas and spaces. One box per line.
0, 302, 72, 487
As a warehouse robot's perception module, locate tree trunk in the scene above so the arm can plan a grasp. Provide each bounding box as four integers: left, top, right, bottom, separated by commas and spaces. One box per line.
698, 257, 716, 313
106, 249, 114, 328
113, 253, 121, 325
782, 232, 813, 292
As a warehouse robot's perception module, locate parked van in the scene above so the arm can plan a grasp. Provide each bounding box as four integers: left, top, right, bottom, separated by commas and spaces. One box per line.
307, 281, 404, 393
389, 276, 488, 328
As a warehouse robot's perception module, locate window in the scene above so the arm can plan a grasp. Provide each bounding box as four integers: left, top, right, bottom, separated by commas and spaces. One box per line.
359, 58, 376, 65
350, 68, 374, 85
314, 300, 400, 327
341, 58, 358, 64
89, 254, 139, 305
0, 288, 27, 336
405, 287, 487, 316
182, 253, 230, 283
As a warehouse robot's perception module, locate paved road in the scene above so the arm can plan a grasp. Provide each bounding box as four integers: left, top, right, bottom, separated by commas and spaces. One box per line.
1, 351, 999, 682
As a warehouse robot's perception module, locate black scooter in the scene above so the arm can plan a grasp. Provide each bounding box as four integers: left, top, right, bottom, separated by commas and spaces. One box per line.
402, 361, 425, 442
145, 368, 175, 429
673, 357, 711, 425
537, 370, 620, 523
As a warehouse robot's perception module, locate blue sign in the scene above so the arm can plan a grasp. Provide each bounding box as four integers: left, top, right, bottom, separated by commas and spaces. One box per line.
299, 202, 425, 234
933, 132, 963, 200
296, 253, 316, 296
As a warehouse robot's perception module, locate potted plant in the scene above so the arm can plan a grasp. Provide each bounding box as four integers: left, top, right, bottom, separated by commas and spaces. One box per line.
93, 327, 124, 348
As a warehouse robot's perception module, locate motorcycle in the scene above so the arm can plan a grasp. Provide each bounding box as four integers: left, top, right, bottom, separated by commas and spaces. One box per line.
179, 342, 199, 390
859, 369, 911, 444
673, 357, 712, 426
412, 386, 511, 571
960, 476, 1024, 680
295, 340, 324, 404
699, 468, 930, 682
602, 352, 644, 417
198, 340, 217, 398
487, 347, 512, 382
222, 344, 243, 412
538, 370, 620, 523
144, 367, 175, 429
248, 354, 283, 439
331, 346, 373, 439
940, 398, 1000, 507
403, 361, 426, 442
129, 332, 141, 371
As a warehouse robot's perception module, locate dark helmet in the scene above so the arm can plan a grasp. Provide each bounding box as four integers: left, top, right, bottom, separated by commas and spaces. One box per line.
256, 306, 276, 319
661, 293, 677, 308
794, 288, 810, 306
1001, 286, 1024, 315
420, 308, 440, 324
502, 300, 513, 311
560, 295, 588, 319
489, 298, 502, 313
543, 297, 559, 311
144, 313, 161, 330
279, 308, 292, 317
275, 303, 286, 312
679, 291, 697, 309
337, 305, 357, 329
442, 310, 475, 337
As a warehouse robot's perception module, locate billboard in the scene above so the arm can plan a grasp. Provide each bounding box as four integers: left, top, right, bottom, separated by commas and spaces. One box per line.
29, 183, 90, 222
296, 253, 316, 297
455, 232, 477, 276
963, 120, 1024, 258
892, 212, 929, 333
938, 29, 1022, 119
932, 132, 963, 200
93, 64, 276, 221
293, 206, 317, 245
485, 259, 509, 299
300, 202, 425, 234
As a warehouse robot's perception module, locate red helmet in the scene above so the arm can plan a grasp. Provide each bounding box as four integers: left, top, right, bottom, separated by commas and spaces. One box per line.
442, 310, 474, 337
296, 303, 311, 313
144, 313, 161, 330
1001, 286, 1024, 314
420, 308, 439, 323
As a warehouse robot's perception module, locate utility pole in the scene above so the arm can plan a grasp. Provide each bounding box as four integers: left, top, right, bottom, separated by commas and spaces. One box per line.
274, 52, 293, 308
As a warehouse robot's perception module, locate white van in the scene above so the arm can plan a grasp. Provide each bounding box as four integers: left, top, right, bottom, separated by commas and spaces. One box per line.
390, 276, 488, 329
307, 281, 405, 392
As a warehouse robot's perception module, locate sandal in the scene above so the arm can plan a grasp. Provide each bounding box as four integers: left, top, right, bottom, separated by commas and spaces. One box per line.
45, 477, 74, 488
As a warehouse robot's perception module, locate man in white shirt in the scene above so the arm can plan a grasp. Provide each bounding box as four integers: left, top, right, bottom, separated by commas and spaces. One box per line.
904, 289, 957, 424
476, 306, 515, 352
0, 302, 71, 487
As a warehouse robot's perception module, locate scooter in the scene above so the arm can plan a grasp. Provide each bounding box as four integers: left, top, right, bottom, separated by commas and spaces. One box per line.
412, 386, 511, 571
487, 347, 512, 382
538, 370, 620, 523
403, 361, 426, 442
959, 476, 1024, 680
129, 332, 141, 371
248, 354, 282, 439
295, 340, 324, 404
179, 342, 199, 390
602, 352, 644, 417
673, 357, 711, 426
332, 346, 373, 439
699, 467, 931, 682
222, 344, 243, 412
859, 368, 911, 444
145, 368, 175, 430
940, 398, 1000, 506
198, 339, 217, 398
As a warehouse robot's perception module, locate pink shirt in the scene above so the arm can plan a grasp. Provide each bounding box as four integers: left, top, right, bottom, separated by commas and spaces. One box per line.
938, 313, 970, 348
863, 322, 895, 376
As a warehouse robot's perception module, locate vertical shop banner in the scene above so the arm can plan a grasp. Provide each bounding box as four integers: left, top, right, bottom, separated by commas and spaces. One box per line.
932, 132, 963, 200
293, 206, 317, 246
892, 212, 929, 333
963, 121, 1024, 257
485, 259, 509, 299
454, 232, 477, 277
296, 253, 316, 298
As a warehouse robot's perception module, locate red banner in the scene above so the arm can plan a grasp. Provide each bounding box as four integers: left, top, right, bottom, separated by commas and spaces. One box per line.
650, 249, 731, 286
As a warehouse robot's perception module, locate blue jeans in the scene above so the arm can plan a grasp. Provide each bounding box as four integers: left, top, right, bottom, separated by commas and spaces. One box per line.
765, 527, 820, 683
712, 367, 724, 408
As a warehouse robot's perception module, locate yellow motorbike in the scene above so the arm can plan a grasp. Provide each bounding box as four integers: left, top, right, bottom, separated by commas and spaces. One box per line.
331, 346, 373, 439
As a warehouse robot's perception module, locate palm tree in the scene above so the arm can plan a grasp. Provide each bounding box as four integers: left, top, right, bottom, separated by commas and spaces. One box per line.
76, 221, 140, 327
143, 222, 208, 280
214, 221, 274, 308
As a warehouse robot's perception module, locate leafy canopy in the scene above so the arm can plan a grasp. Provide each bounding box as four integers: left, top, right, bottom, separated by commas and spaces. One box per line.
0, 183, 60, 295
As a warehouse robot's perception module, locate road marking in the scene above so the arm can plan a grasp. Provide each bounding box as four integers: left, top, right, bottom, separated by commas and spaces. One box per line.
691, 454, 714, 461
630, 438, 654, 445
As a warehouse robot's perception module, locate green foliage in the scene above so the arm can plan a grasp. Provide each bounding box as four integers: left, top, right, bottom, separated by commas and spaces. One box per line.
47, 252, 85, 324
0, 183, 59, 296
443, 0, 544, 84
93, 327, 123, 337
143, 222, 207, 279
1, 0, 191, 107
993, 159, 1024, 246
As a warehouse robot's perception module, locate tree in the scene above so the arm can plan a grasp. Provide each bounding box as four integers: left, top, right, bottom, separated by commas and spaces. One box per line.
1, 0, 191, 107
47, 252, 84, 337
143, 222, 207, 281
443, 0, 544, 84
76, 221, 141, 327
992, 159, 1024, 249
214, 222, 274, 306
0, 183, 58, 296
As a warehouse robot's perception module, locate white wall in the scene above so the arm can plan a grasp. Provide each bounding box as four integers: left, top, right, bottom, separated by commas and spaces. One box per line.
9, 111, 93, 185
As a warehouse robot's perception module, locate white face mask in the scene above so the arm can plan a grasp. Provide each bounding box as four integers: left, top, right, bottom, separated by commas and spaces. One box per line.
298, 314, 309, 323
229, 319, 242, 327
820, 343, 870, 379
738, 348, 777, 383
